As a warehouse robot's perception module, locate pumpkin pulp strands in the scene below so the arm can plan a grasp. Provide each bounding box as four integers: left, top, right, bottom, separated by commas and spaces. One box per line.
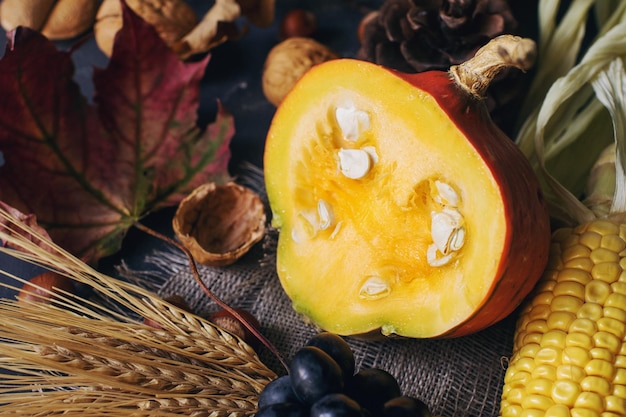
0, 208, 276, 416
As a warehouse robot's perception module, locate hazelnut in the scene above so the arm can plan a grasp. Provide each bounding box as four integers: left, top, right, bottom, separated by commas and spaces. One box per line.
172, 182, 266, 267
209, 307, 261, 349
279, 9, 317, 39
18, 271, 75, 304
262, 37, 338, 106
94, 0, 198, 57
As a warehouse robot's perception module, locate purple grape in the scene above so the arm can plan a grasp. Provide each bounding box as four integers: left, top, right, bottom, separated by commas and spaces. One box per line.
345, 368, 402, 415
289, 345, 344, 405
306, 332, 356, 378
383, 396, 432, 417
310, 393, 364, 417
258, 376, 301, 409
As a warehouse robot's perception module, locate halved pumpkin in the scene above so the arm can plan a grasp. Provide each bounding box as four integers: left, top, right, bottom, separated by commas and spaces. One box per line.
264, 36, 551, 338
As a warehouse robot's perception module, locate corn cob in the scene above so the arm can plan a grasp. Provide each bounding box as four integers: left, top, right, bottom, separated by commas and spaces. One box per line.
500, 218, 626, 417
500, 22, 626, 416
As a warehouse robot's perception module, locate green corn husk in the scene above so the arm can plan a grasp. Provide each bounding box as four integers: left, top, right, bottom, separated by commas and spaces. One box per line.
515, 0, 626, 223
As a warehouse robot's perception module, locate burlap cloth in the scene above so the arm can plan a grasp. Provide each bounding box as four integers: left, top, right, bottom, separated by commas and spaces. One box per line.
121, 175, 518, 417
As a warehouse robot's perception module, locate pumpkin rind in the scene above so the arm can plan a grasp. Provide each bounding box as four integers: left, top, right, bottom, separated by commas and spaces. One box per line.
264, 58, 550, 338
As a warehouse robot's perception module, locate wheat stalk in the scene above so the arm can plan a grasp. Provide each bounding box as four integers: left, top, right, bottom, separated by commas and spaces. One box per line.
0, 207, 276, 416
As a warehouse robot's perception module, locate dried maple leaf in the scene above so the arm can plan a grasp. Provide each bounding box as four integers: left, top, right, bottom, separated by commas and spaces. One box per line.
0, 4, 233, 264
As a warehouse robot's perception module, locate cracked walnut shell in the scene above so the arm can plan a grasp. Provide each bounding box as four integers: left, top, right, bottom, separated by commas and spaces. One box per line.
173, 182, 266, 267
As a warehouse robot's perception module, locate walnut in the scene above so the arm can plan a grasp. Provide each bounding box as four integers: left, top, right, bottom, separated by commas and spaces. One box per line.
94, 0, 198, 57
0, 0, 98, 40
172, 182, 266, 267
262, 37, 338, 106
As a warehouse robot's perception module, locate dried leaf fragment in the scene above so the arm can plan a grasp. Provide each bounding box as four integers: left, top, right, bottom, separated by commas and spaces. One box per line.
94, 0, 199, 57
173, 182, 266, 266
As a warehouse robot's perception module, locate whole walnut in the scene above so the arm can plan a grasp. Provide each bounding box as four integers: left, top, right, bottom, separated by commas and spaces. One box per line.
262, 37, 338, 106
94, 0, 198, 57
0, 0, 98, 40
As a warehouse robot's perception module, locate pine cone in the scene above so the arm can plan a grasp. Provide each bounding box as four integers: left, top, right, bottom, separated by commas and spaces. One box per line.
357, 0, 525, 132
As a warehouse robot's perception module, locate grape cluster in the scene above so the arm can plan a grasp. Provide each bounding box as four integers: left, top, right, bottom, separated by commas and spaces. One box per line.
256, 332, 432, 417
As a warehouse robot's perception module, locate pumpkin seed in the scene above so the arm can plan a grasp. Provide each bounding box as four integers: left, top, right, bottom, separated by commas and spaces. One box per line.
317, 199, 334, 230
338, 148, 372, 179
427, 243, 453, 267
335, 104, 370, 142
359, 277, 391, 300
434, 180, 459, 207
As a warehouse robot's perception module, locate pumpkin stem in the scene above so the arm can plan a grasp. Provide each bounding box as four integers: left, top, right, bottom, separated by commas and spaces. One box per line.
449, 34, 537, 99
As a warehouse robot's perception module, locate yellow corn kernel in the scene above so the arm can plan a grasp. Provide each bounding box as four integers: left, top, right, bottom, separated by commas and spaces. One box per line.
570, 408, 600, 417
584, 358, 616, 380
551, 379, 581, 406
591, 262, 621, 284
518, 343, 541, 359
605, 395, 626, 414
589, 347, 614, 362
574, 391, 604, 413
604, 306, 626, 324
611, 281, 626, 295
562, 245, 592, 263
590, 248, 620, 264
527, 378, 554, 395
554, 281, 586, 299
521, 394, 554, 411
501, 404, 522, 417
541, 329, 567, 348
563, 346, 591, 367
551, 295, 585, 314
532, 291, 556, 306
587, 219, 620, 236
616, 355, 626, 366
507, 368, 533, 387
569, 318, 598, 335
601, 234, 626, 252
585, 280, 611, 304
522, 331, 543, 347
566, 332, 594, 350
558, 268, 593, 285
605, 292, 626, 311
547, 312, 576, 331
536, 346, 562, 365
580, 375, 612, 396
613, 368, 626, 385
506, 387, 525, 405
597, 317, 626, 338
556, 364, 586, 382
601, 412, 624, 417
545, 404, 571, 417
532, 364, 557, 380
529, 303, 552, 321
565, 257, 595, 272
526, 319, 549, 334
593, 331, 621, 355
578, 303, 604, 321
613, 384, 626, 398
519, 409, 546, 417
580, 231, 602, 250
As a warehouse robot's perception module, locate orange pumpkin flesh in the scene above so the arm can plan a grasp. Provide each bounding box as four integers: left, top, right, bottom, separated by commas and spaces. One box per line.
264, 45, 550, 338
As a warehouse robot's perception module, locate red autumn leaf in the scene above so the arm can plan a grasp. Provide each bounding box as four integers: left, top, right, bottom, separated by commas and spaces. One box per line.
0, 4, 233, 264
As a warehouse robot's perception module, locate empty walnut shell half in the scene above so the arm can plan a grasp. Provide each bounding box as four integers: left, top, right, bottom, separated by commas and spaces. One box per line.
173, 182, 266, 266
